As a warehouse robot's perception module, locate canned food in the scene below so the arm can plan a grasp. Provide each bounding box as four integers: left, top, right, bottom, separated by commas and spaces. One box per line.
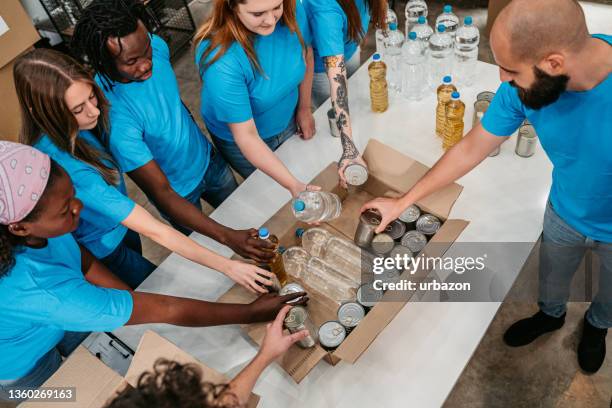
381, 267, 401, 285
416, 214, 441, 236
400, 230, 428, 254
355, 209, 381, 248
328, 108, 340, 138
515, 120, 537, 158
371, 233, 395, 255
357, 283, 384, 309
279, 282, 305, 303
318, 320, 346, 350
337, 302, 366, 332
384, 219, 407, 240
398, 204, 421, 224
284, 306, 317, 348
476, 91, 495, 102
389, 245, 413, 271
344, 163, 368, 186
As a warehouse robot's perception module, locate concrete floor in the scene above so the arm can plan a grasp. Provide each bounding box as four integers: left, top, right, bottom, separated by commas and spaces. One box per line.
125, 0, 612, 407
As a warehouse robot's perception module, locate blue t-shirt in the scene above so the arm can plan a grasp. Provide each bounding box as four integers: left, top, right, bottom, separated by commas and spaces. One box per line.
99, 34, 211, 197
0, 234, 132, 380
481, 34, 612, 242
35, 131, 135, 258
195, 0, 311, 141
304, 0, 370, 73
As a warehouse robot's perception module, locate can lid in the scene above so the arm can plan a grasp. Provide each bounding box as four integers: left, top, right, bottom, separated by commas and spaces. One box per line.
443, 75, 452, 84
258, 227, 270, 239
389, 22, 397, 31
295, 227, 305, 238
451, 91, 460, 99
337, 302, 365, 327
284, 306, 307, 327
373, 53, 381, 61
418, 15, 426, 24
409, 31, 417, 40
293, 200, 306, 212
444, 4, 452, 13
319, 321, 346, 348
438, 24, 446, 33
464, 16, 473, 25
357, 283, 384, 307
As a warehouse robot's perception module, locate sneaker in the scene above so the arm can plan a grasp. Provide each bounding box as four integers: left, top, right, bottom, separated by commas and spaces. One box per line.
578, 312, 608, 374
503, 310, 565, 347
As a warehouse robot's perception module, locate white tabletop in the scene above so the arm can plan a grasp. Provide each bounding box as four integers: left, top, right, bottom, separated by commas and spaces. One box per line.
106, 61, 552, 408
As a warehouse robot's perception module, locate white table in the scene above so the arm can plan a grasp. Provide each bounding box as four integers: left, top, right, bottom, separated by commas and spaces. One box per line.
103, 61, 552, 408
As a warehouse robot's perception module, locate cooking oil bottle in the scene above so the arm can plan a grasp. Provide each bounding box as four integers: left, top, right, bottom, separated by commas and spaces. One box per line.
443, 91, 465, 150
435, 76, 457, 137
258, 227, 288, 286
368, 53, 389, 112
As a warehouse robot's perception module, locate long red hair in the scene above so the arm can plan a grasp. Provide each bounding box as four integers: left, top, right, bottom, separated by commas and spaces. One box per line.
340, 0, 387, 44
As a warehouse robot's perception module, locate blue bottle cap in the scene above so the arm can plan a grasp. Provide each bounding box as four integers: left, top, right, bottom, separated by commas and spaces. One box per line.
373, 53, 381, 61
409, 31, 417, 40
279, 246, 286, 254
438, 24, 446, 33
464, 16, 473, 25
451, 91, 460, 99
443, 75, 452, 83
295, 227, 305, 238
293, 200, 306, 211
389, 22, 397, 30
258, 227, 270, 239
444, 5, 452, 13
418, 16, 426, 24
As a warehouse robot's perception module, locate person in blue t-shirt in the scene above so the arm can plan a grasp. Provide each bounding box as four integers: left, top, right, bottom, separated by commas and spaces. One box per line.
14, 48, 279, 295
71, 0, 274, 262
304, 0, 385, 185
0, 142, 306, 400
194, 0, 317, 196
362, 0, 611, 373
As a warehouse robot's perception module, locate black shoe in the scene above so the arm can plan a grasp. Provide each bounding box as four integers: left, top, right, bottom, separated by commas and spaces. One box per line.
503, 310, 566, 347
578, 313, 608, 374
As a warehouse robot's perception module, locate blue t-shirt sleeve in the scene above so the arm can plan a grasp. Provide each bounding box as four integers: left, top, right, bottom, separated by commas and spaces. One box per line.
309, 2, 346, 57
481, 82, 527, 136
108, 107, 155, 172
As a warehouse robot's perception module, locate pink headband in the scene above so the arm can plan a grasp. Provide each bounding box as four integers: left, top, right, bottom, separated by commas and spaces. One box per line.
0, 141, 51, 225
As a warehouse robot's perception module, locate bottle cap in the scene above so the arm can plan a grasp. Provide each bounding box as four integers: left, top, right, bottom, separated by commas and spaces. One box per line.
443, 75, 452, 83
444, 5, 452, 13
464, 16, 473, 25
438, 24, 446, 33
372, 53, 381, 61
258, 227, 270, 239
408, 31, 417, 40
451, 91, 460, 99
279, 246, 286, 254
418, 16, 426, 24
389, 22, 397, 31
295, 227, 305, 238
293, 200, 306, 211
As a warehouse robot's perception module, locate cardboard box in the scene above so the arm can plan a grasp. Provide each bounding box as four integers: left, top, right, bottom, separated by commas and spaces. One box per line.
219, 139, 469, 383
21, 331, 260, 408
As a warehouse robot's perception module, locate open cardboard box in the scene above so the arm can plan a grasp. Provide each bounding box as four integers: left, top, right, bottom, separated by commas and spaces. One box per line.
219, 139, 469, 383
20, 331, 259, 408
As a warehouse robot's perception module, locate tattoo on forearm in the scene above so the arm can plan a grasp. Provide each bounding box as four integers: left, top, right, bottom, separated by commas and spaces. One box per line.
337, 112, 359, 164
326, 55, 357, 165
333, 73, 349, 114
325, 56, 346, 69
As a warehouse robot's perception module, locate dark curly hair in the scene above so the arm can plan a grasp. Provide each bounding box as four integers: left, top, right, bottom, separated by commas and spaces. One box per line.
105, 359, 241, 408
0, 160, 62, 279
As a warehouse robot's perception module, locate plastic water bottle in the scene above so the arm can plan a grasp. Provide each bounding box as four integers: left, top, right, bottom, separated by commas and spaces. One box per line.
428, 25, 453, 89
401, 32, 427, 101
435, 4, 459, 38
442, 91, 465, 151
292, 191, 342, 223
404, 0, 428, 37
383, 23, 404, 93
412, 15, 434, 43
454, 16, 480, 86
368, 53, 389, 112
375, 6, 398, 56
435, 75, 457, 137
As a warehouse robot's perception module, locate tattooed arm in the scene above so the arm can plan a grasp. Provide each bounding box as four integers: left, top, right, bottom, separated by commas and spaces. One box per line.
324, 54, 367, 186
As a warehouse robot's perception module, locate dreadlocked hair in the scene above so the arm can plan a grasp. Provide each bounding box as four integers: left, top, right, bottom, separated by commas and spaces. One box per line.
71, 0, 148, 91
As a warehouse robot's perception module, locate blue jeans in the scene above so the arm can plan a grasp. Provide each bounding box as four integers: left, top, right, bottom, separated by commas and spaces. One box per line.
161, 148, 238, 235
0, 331, 89, 402
538, 200, 612, 329
211, 119, 297, 180
100, 228, 156, 289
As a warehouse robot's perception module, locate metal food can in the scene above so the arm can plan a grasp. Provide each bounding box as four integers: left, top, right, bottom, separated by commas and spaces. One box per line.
279, 282, 305, 303
389, 245, 413, 271
416, 214, 441, 236
398, 204, 421, 229
328, 108, 340, 138
384, 219, 407, 240
344, 163, 369, 187
355, 209, 382, 248
400, 230, 428, 254
371, 233, 395, 255
284, 306, 317, 348
357, 283, 384, 309
318, 320, 346, 350
515, 120, 537, 158
476, 91, 495, 102
337, 301, 366, 333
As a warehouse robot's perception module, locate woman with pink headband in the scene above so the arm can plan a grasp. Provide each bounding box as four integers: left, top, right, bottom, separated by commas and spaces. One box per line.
0, 142, 307, 399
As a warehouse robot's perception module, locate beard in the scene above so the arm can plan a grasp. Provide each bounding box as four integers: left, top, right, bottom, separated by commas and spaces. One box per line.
510, 66, 570, 110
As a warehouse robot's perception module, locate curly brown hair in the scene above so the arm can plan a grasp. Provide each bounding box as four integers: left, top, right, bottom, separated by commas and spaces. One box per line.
105, 359, 241, 408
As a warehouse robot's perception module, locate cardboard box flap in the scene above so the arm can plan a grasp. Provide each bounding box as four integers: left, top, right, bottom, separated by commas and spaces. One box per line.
21, 346, 126, 408
0, 1, 40, 68
126, 330, 260, 408
362, 139, 463, 219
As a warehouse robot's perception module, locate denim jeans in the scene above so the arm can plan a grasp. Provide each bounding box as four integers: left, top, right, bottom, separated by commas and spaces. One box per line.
538, 200, 612, 329
311, 48, 361, 109
211, 119, 297, 180
0, 331, 90, 402
100, 228, 156, 289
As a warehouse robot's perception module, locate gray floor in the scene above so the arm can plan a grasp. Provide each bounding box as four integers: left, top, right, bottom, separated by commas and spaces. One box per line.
126, 0, 612, 406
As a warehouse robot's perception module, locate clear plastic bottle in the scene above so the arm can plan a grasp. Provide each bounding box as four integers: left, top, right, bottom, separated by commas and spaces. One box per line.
301, 227, 331, 258
321, 236, 376, 285
304, 257, 357, 303
401, 31, 427, 101
292, 191, 342, 223
375, 6, 398, 56
383, 23, 404, 93
454, 16, 480, 86
368, 53, 389, 112
257, 227, 288, 285
282, 246, 310, 280
428, 25, 454, 89
435, 76, 457, 137
404, 0, 428, 37
412, 15, 434, 43
435, 4, 459, 38
443, 91, 465, 151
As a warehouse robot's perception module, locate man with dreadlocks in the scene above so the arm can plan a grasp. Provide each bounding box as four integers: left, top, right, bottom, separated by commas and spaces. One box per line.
71, 0, 275, 263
